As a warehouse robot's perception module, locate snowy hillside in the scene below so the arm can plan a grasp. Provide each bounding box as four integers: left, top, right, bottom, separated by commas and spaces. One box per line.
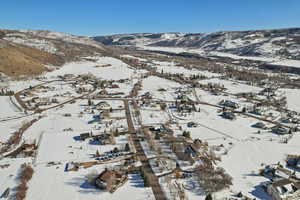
2, 30, 106, 55
20, 30, 105, 50
93, 28, 300, 60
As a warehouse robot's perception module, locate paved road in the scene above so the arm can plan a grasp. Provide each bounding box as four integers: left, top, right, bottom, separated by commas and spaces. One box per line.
124, 99, 167, 200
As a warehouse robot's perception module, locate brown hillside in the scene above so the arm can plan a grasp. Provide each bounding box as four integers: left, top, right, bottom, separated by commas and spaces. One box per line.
0, 41, 64, 76
0, 29, 110, 77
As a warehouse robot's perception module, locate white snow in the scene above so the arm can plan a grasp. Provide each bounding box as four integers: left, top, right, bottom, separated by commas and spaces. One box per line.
140, 76, 181, 101
46, 57, 136, 81
210, 52, 278, 62
198, 78, 262, 94
280, 88, 300, 112
270, 59, 300, 68
19, 30, 105, 50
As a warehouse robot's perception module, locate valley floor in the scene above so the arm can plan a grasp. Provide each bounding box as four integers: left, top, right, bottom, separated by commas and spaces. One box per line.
1, 53, 300, 200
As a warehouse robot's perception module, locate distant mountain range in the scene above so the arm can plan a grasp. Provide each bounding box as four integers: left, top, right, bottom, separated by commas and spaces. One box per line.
1, 27, 300, 77
93, 28, 300, 60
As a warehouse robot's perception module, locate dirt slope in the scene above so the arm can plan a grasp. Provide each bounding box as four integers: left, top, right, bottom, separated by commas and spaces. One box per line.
0, 29, 110, 77
0, 40, 64, 76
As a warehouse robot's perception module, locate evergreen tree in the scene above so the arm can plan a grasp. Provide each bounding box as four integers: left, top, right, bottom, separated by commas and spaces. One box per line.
95, 149, 100, 157
183, 131, 191, 138
124, 143, 130, 151
205, 193, 213, 200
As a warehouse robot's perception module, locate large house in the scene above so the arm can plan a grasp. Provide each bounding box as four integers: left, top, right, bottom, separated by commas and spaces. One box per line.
266, 178, 300, 200
79, 132, 91, 141
252, 122, 267, 129
222, 111, 236, 120
219, 100, 239, 109
272, 126, 290, 135
95, 169, 127, 192
286, 155, 300, 169
171, 143, 199, 162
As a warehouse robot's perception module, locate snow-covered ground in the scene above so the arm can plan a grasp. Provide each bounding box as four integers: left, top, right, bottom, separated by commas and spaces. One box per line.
0, 96, 23, 119
137, 45, 194, 54
26, 164, 154, 200
140, 109, 169, 125
220, 135, 300, 199
270, 59, 300, 68
1, 53, 300, 200
137, 45, 281, 62
209, 51, 278, 62
198, 78, 262, 94
140, 76, 181, 101
153, 61, 221, 78
0, 158, 32, 198
46, 57, 136, 80
280, 88, 300, 112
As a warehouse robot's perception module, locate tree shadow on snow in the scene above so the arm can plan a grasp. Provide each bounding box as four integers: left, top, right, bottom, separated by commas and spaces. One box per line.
129, 174, 145, 188
250, 184, 272, 200
89, 140, 101, 145
182, 177, 206, 196
243, 173, 262, 177
73, 136, 81, 141
65, 177, 104, 195
117, 137, 129, 142
286, 165, 300, 173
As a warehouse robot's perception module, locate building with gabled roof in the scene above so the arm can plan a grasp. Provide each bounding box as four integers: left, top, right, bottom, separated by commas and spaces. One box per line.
95, 169, 127, 192
266, 178, 300, 200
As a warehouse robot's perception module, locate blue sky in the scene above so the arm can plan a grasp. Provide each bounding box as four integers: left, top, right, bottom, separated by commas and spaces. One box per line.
1, 0, 300, 36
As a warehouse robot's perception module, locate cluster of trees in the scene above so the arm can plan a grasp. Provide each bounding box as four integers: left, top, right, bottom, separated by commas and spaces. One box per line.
226, 67, 268, 82
87, 99, 93, 106
0, 31, 5, 39
0, 88, 14, 96
140, 169, 151, 187
130, 81, 142, 97
160, 103, 167, 111
16, 164, 34, 200
0, 118, 39, 154
195, 165, 232, 193
85, 169, 99, 186
182, 131, 191, 138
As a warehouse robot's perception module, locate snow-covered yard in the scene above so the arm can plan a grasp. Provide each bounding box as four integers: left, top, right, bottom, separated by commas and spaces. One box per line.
281, 88, 300, 112
26, 164, 155, 200
0, 96, 23, 118
140, 76, 180, 101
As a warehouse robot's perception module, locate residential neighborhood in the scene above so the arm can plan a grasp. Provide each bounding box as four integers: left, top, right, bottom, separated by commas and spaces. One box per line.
1, 2, 300, 199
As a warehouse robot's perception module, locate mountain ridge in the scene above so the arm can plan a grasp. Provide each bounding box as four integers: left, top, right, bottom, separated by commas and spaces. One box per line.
92, 27, 300, 60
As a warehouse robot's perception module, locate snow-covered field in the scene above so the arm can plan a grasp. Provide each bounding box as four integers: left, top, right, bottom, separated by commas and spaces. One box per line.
140, 109, 169, 125
153, 61, 220, 78
1, 52, 300, 200
280, 88, 300, 112
270, 59, 300, 68
198, 78, 262, 94
26, 164, 154, 200
209, 51, 278, 62
220, 135, 300, 199
46, 57, 136, 80
0, 56, 153, 200
140, 76, 181, 101
0, 96, 23, 119
137, 45, 281, 62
